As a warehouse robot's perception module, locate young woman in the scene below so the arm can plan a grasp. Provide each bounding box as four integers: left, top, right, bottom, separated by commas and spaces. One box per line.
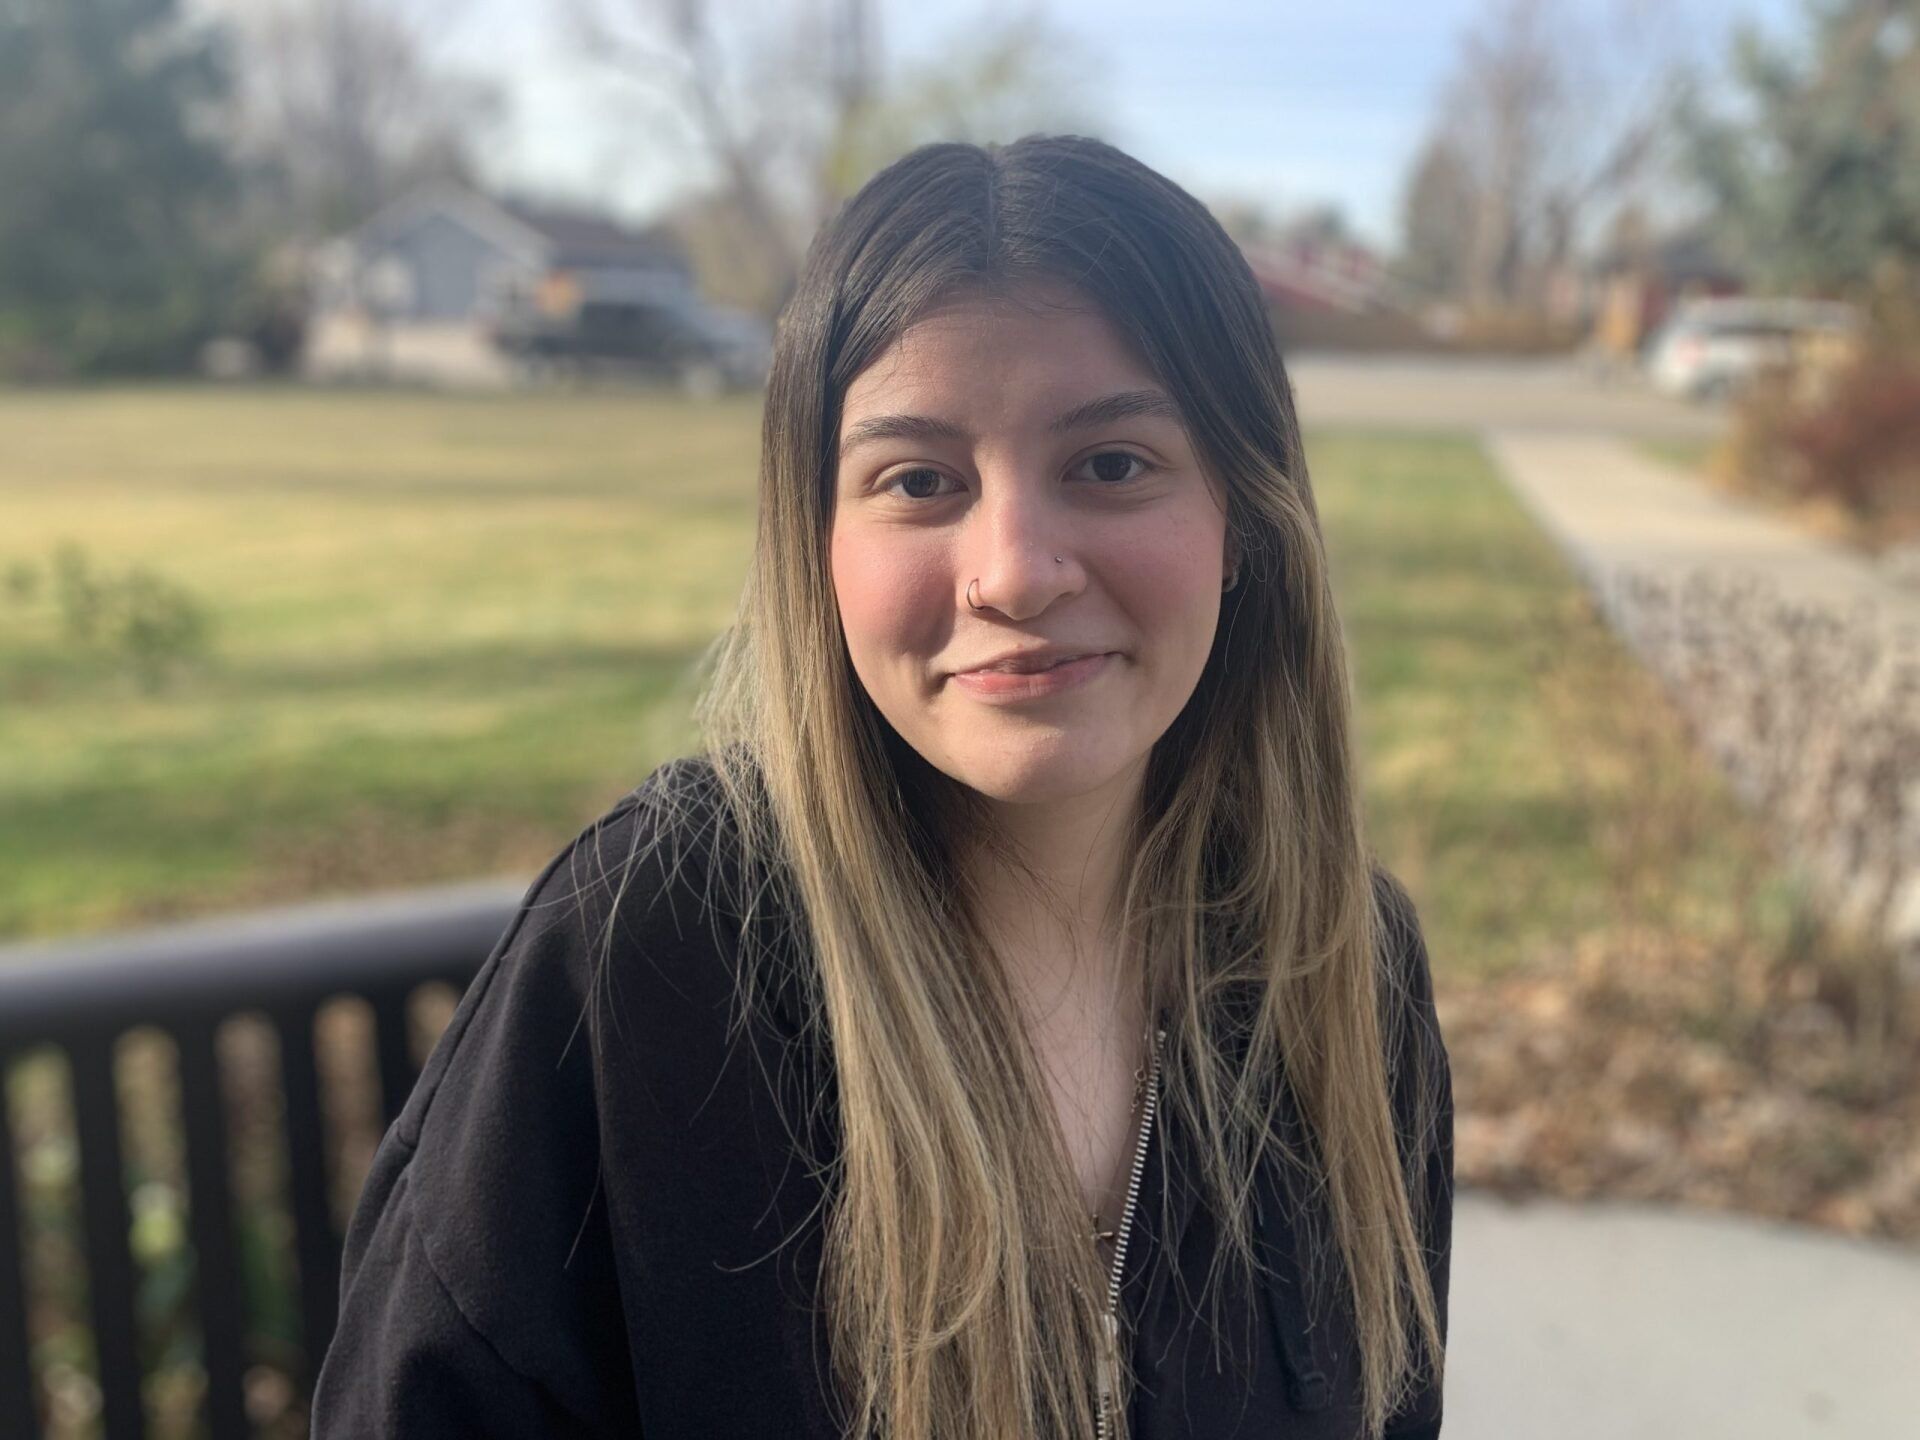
312, 133, 1452, 1440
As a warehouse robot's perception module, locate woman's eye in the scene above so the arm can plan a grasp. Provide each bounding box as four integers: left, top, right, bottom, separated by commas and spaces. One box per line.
1080, 451, 1152, 484
878, 451, 1151, 500
882, 467, 957, 500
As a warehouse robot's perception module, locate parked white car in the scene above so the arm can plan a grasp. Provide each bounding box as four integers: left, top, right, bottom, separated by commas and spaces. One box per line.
1644, 297, 1861, 401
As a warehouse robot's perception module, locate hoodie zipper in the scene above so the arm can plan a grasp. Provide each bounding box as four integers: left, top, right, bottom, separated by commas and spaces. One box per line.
1094, 1023, 1165, 1440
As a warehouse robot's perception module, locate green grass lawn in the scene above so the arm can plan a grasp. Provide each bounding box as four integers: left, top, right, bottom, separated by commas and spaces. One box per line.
1312, 427, 1775, 977
2, 385, 1767, 978
1315, 428, 1617, 973
1, 384, 759, 938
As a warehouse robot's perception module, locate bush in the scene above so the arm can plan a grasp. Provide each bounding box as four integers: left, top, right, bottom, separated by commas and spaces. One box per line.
1777, 352, 1920, 522
225, 246, 311, 376
1723, 347, 1920, 544
5, 543, 214, 695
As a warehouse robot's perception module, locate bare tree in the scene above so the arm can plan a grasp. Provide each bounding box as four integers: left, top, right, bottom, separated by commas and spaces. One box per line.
558, 0, 1102, 316
216, 0, 508, 235
1399, 135, 1478, 301
818, 6, 1102, 195
1402, 0, 1688, 310
557, 0, 820, 311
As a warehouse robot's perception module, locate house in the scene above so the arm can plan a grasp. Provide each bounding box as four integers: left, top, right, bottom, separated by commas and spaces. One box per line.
302, 181, 769, 390
1237, 232, 1440, 353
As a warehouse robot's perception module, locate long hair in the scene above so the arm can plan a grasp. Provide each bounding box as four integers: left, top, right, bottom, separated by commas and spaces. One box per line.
656, 134, 1442, 1439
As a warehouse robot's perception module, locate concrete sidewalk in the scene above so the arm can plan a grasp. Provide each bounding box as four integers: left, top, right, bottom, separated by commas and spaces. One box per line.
1447, 1192, 1920, 1438
1484, 430, 1920, 647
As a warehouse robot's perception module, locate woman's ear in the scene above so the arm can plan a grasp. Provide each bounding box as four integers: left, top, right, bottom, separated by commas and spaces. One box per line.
1222, 533, 1243, 592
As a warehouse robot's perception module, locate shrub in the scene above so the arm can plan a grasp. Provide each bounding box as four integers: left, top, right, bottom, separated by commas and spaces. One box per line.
1777, 352, 1920, 521
5, 543, 214, 695
1722, 332, 1920, 544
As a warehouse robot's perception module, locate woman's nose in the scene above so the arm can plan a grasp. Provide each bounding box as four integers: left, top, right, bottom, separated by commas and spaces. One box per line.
960, 475, 1084, 621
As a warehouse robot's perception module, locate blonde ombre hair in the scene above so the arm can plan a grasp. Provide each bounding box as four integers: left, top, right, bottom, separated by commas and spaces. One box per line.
645, 134, 1445, 1439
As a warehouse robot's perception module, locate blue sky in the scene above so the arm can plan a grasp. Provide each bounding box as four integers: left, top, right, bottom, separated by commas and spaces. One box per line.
440, 0, 1804, 250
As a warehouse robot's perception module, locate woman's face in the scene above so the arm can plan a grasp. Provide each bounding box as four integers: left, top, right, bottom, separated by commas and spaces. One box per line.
828, 279, 1235, 807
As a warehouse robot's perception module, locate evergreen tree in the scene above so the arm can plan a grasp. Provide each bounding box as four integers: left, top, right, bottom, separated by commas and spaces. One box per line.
1679, 0, 1920, 297
0, 0, 242, 376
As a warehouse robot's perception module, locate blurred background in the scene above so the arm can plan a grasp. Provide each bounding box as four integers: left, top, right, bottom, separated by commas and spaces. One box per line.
1, 0, 1916, 1436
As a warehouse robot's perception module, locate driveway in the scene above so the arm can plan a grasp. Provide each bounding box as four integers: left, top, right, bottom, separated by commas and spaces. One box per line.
1448, 1192, 1920, 1437
1288, 354, 1728, 440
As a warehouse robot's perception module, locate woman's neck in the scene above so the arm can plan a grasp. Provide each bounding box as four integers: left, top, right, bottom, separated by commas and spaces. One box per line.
966, 757, 1146, 1013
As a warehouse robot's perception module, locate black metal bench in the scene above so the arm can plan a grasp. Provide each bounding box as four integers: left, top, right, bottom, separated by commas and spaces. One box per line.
0, 882, 525, 1439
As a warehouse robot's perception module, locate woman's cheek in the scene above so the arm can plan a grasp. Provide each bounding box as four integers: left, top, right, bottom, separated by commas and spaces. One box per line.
1109, 525, 1221, 632
830, 527, 946, 691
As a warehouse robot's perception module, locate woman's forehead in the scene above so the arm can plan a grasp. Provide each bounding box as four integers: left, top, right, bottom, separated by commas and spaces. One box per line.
841, 285, 1158, 417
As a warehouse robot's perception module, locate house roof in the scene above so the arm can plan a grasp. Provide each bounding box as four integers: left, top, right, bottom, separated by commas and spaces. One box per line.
498, 198, 685, 274
339, 180, 689, 277
344, 180, 548, 265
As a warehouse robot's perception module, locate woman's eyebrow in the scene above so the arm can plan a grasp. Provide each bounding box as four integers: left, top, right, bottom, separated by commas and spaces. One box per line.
1046, 388, 1182, 434
837, 389, 1182, 460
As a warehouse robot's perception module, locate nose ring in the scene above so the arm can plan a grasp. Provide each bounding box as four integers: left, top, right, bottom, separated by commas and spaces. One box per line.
967, 556, 1065, 612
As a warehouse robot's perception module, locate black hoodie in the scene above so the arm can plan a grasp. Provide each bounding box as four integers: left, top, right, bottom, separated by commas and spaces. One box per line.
310, 755, 1450, 1438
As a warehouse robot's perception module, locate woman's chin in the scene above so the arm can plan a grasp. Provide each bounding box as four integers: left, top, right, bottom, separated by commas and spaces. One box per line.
940, 747, 1135, 808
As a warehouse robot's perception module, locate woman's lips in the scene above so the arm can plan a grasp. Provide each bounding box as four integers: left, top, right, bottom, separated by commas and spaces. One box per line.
948, 652, 1116, 700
